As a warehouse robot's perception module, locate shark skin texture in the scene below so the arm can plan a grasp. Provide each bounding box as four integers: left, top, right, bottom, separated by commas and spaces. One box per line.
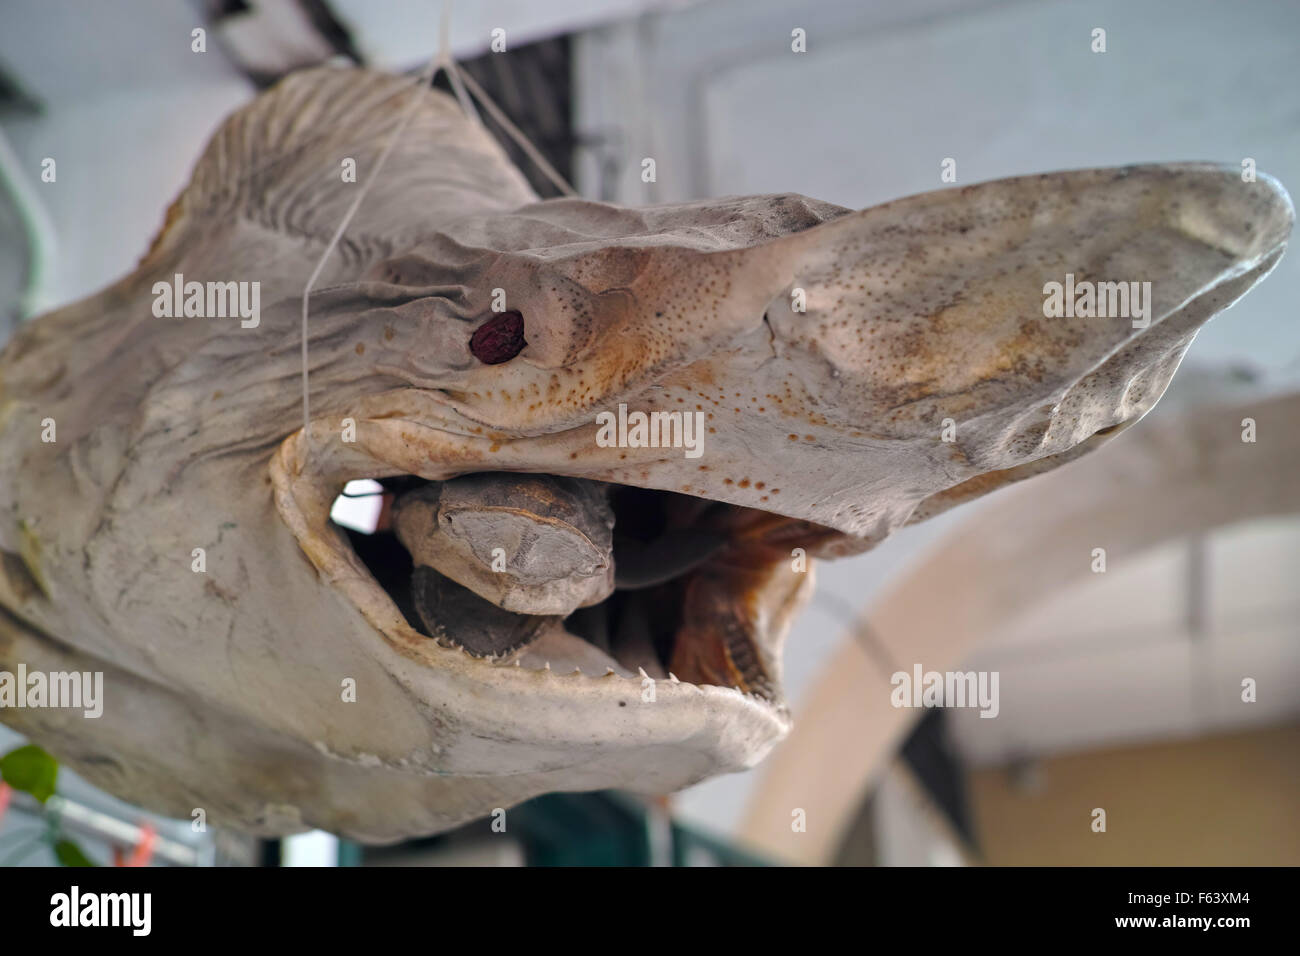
0, 66, 1292, 841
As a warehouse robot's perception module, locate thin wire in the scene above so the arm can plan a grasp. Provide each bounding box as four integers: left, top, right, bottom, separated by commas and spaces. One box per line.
454, 66, 577, 198
0, 124, 58, 326
299, 7, 451, 448
299, 85, 438, 447
437, 29, 480, 125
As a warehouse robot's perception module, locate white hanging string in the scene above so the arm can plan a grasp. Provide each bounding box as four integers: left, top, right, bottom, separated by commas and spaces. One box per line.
438, 37, 480, 124
453, 65, 577, 199
299, 79, 438, 447
300, 2, 577, 448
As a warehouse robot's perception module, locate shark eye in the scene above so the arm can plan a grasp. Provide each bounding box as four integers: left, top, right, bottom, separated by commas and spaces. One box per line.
469, 310, 526, 364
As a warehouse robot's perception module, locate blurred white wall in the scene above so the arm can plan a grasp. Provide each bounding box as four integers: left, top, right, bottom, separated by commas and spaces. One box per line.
0, 3, 253, 309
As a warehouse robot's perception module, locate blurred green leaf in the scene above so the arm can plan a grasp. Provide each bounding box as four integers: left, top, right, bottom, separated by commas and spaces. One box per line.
0, 744, 58, 803
53, 838, 96, 867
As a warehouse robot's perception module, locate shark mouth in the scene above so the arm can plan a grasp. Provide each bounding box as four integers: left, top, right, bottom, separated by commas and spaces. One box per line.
336, 472, 833, 708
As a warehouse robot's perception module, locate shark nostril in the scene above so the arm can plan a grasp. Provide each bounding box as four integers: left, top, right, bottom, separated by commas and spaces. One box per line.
470, 310, 526, 364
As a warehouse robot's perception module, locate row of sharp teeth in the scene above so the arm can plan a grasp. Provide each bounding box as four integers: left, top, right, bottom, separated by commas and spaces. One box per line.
723, 628, 775, 700
423, 632, 674, 679
514, 659, 774, 702
420, 632, 775, 701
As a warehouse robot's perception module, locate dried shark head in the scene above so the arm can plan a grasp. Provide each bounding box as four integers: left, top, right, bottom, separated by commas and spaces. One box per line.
0, 67, 1291, 840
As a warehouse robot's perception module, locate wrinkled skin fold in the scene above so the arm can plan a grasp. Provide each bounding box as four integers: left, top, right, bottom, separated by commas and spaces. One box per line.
0, 67, 1291, 840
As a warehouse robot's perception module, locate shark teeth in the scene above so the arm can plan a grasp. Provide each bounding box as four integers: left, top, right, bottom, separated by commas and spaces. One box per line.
511, 623, 636, 677
413, 623, 783, 708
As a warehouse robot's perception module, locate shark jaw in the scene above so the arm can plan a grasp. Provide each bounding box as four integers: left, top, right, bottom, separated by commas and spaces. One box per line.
265, 395, 858, 780
269, 413, 836, 737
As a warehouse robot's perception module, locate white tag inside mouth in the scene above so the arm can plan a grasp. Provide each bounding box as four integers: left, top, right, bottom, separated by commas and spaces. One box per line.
331, 478, 385, 533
